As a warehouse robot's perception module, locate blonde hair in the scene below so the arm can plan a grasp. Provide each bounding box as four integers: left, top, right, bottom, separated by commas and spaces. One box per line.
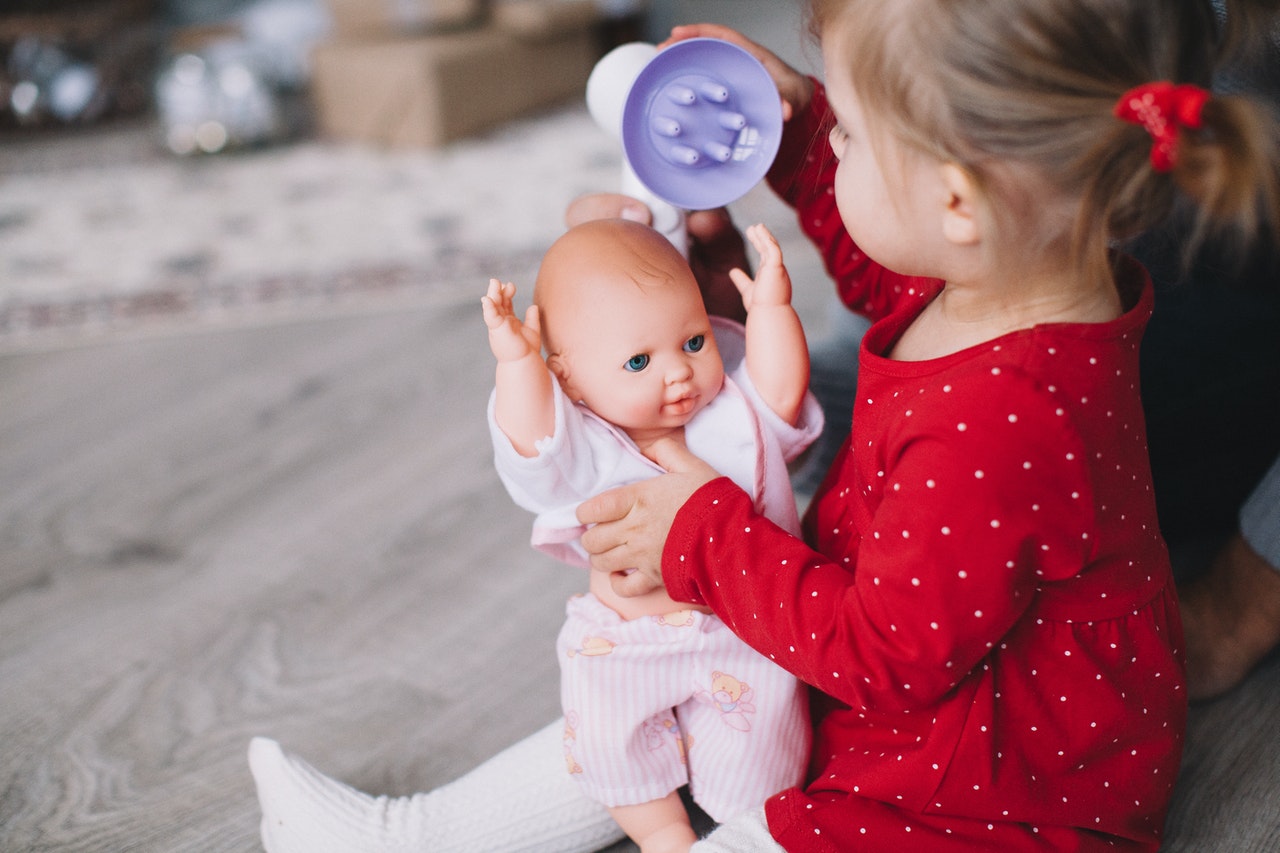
809, 0, 1280, 283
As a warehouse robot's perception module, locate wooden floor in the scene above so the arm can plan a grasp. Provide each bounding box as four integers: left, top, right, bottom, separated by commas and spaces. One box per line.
0, 295, 588, 851
3, 284, 1280, 852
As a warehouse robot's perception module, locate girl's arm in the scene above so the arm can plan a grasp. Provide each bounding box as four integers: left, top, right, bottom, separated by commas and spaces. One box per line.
579, 425, 1046, 702
729, 223, 809, 426
663, 375, 1095, 712
481, 278, 554, 458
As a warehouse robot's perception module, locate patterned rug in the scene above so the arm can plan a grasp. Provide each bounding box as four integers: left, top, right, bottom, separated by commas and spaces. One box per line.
0, 99, 824, 354
0, 105, 624, 349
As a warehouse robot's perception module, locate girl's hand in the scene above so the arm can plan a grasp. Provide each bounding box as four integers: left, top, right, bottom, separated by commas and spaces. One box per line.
577, 439, 721, 598
659, 24, 815, 122
564, 193, 653, 229
481, 278, 541, 363
686, 207, 750, 323
729, 223, 792, 311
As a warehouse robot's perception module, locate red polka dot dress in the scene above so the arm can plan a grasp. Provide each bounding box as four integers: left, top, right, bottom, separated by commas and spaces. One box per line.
660, 83, 1187, 851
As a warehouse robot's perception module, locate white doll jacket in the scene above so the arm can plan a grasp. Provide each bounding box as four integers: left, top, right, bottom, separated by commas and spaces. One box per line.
487, 316, 823, 568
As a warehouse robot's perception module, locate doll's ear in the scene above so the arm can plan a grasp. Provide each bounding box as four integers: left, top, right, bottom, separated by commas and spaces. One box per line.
547, 354, 577, 398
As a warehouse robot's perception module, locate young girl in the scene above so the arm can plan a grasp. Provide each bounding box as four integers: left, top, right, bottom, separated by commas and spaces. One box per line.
481, 218, 819, 853
250, 1, 1279, 850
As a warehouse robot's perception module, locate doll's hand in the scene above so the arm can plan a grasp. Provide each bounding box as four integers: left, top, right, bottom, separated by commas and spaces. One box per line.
660, 24, 814, 122
577, 439, 720, 598
482, 278, 541, 364
728, 224, 792, 312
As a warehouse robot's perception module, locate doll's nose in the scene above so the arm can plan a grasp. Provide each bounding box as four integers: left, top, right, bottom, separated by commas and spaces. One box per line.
666, 360, 693, 384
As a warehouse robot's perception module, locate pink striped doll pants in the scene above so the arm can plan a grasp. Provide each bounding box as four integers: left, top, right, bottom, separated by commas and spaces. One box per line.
556, 593, 811, 822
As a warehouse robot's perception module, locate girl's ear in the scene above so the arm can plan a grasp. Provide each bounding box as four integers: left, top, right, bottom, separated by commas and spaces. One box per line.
940, 162, 982, 247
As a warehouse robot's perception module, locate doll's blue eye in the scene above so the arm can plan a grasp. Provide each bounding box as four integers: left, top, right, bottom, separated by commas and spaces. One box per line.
625, 354, 650, 372
684, 335, 705, 353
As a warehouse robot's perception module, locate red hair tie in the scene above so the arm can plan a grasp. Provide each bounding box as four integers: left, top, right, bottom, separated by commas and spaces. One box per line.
1114, 82, 1211, 172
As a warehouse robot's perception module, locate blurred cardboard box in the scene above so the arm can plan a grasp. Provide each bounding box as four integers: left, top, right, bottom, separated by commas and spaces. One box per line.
491, 0, 598, 36
325, 0, 484, 37
309, 17, 598, 148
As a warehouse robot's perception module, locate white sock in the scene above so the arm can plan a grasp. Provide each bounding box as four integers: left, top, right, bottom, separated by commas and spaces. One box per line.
249, 722, 625, 853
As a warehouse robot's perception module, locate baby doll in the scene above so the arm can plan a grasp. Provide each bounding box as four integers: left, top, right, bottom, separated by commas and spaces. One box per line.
481, 218, 820, 853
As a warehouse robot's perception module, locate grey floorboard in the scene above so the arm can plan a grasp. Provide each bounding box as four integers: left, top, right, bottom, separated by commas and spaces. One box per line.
1, 299, 581, 851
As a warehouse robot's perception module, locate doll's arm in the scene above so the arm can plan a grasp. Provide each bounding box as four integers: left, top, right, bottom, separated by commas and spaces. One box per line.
482, 278, 555, 458
729, 224, 810, 426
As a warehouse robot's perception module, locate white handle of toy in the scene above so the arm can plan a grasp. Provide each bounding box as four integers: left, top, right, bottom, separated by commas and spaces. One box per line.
586, 42, 689, 257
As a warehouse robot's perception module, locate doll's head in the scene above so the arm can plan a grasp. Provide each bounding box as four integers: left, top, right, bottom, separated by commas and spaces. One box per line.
533, 219, 725, 447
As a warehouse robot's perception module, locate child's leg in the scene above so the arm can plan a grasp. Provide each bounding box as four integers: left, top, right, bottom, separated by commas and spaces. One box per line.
610, 792, 699, 853
249, 723, 624, 853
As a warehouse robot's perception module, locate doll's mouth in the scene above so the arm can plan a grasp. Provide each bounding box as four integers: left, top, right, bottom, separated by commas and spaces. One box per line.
662, 395, 697, 416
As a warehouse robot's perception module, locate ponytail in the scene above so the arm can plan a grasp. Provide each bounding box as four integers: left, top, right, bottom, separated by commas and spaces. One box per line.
1175, 92, 1280, 248
1085, 0, 1280, 276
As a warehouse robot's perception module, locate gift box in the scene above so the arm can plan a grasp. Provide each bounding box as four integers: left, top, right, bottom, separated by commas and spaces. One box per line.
309, 16, 598, 148
491, 0, 598, 36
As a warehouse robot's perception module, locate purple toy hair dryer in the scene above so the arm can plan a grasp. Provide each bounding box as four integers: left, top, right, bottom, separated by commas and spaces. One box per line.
586, 38, 783, 255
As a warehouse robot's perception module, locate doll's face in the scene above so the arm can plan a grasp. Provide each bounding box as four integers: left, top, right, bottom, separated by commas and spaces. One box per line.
536, 220, 725, 447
